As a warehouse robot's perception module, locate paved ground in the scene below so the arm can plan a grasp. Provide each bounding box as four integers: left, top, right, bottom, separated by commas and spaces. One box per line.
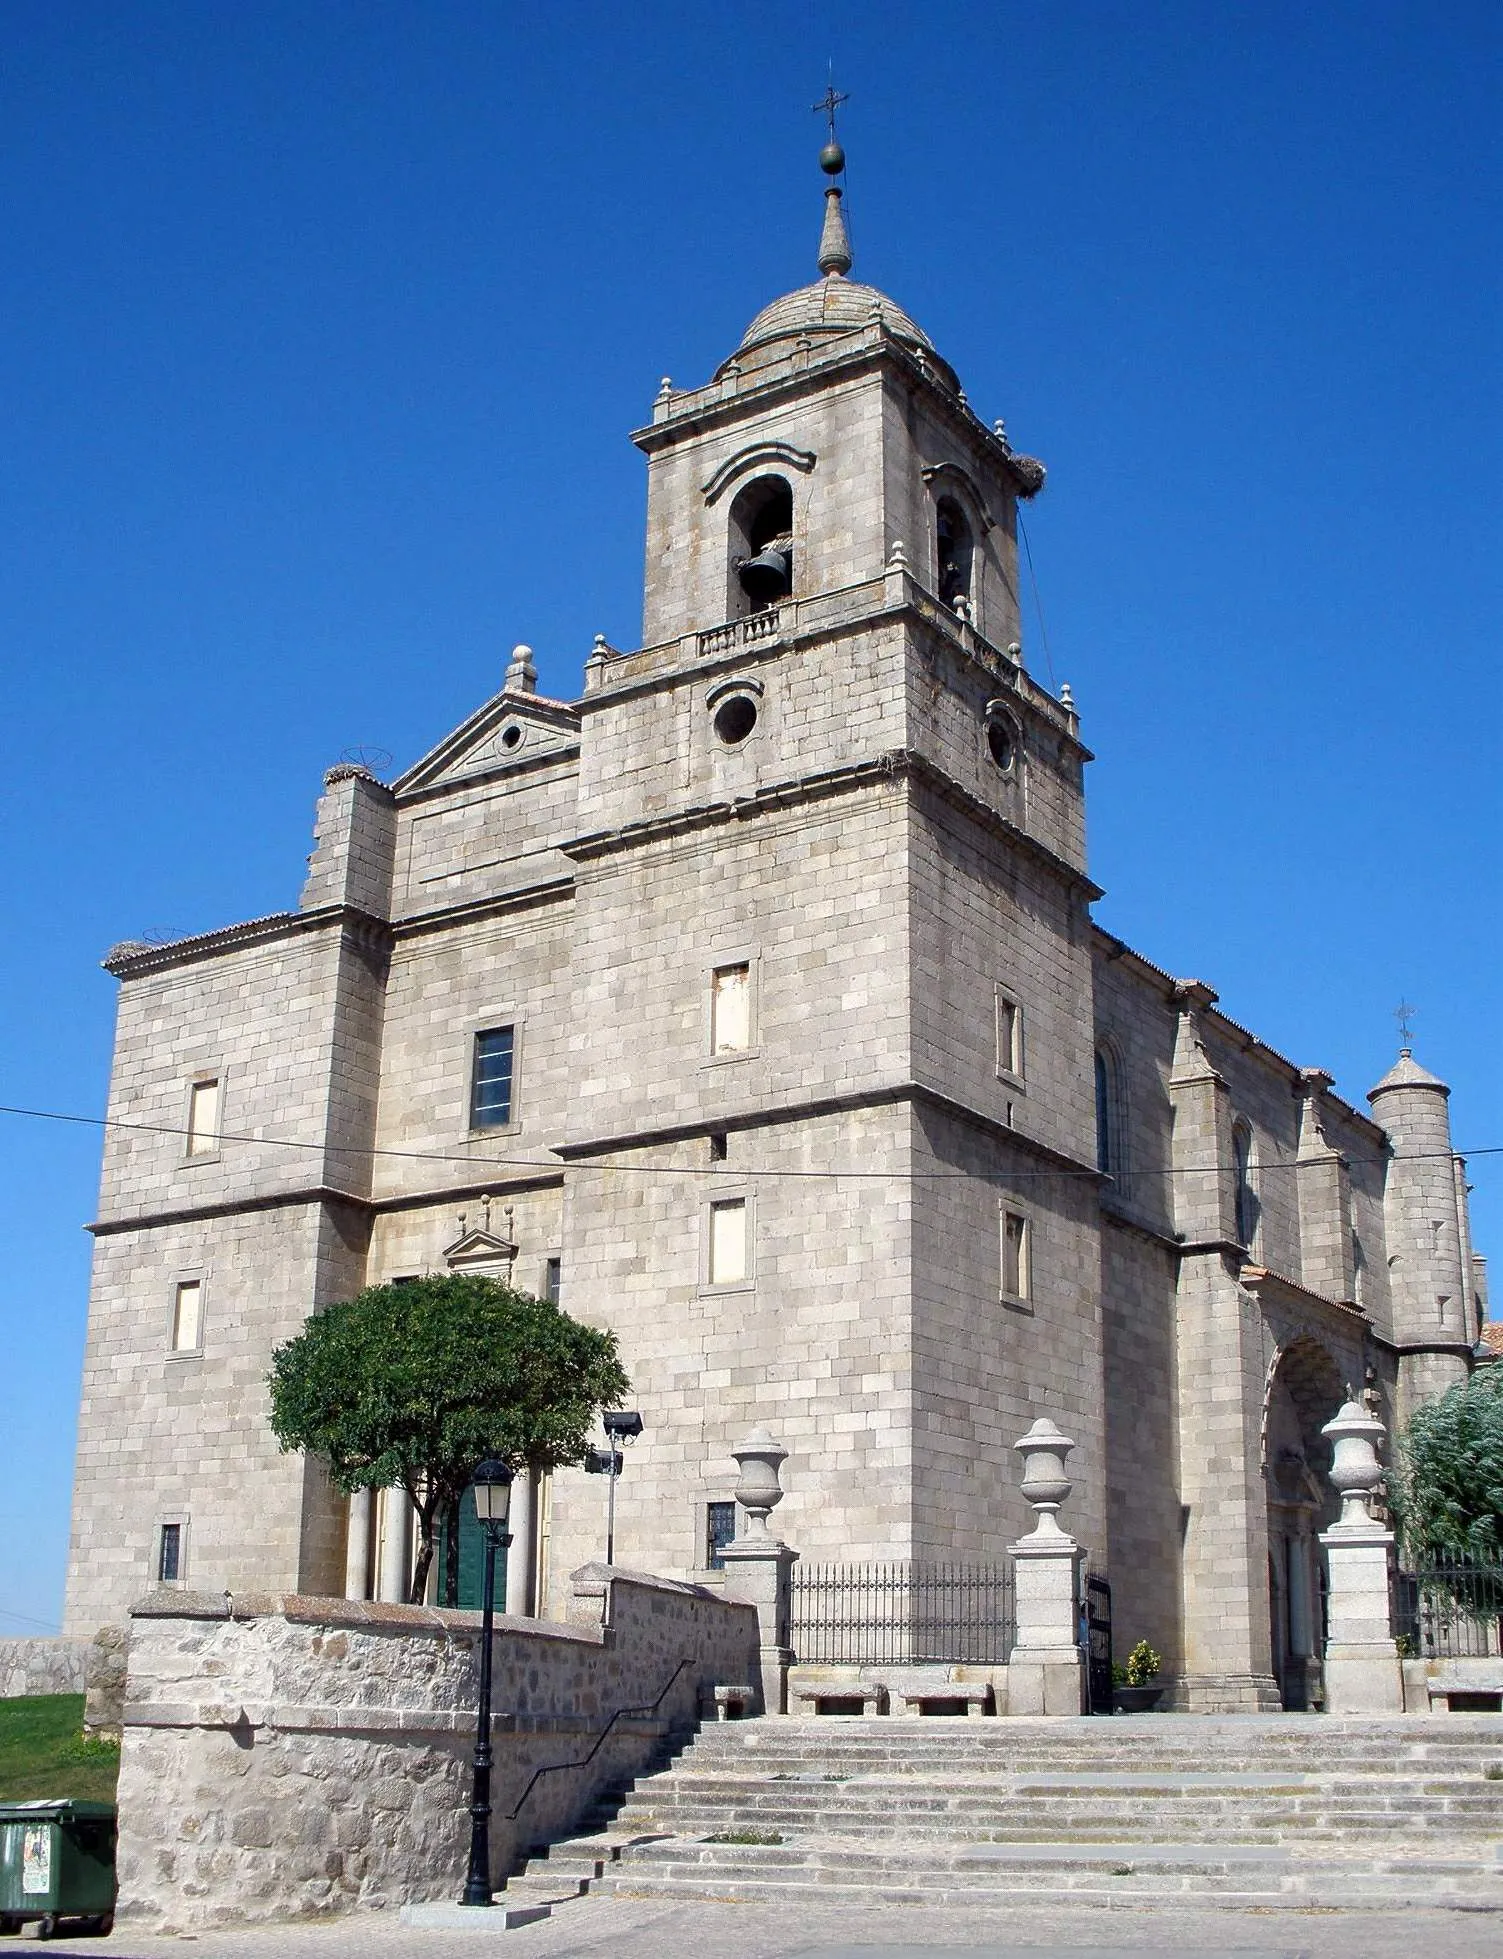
29, 1895, 1503, 1959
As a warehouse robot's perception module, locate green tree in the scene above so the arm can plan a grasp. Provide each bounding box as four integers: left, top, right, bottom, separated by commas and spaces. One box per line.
1390, 1367, 1503, 1561
267, 1275, 630, 1604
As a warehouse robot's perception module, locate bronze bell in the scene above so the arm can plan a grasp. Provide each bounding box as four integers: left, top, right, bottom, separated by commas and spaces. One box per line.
737, 545, 791, 605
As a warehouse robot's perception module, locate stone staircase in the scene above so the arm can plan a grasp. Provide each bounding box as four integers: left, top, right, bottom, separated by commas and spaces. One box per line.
506, 1713, 1503, 1912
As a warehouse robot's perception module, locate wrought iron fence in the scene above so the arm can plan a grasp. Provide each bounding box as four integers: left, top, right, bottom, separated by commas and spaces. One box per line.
790, 1561, 1015, 1665
1394, 1553, 1503, 1660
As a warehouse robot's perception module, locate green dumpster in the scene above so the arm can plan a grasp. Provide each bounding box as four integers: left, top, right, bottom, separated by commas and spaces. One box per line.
0, 1800, 116, 1939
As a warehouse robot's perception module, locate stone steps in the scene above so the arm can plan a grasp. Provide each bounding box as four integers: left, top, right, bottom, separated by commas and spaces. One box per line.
601, 1833, 1503, 1907
507, 1713, 1503, 1914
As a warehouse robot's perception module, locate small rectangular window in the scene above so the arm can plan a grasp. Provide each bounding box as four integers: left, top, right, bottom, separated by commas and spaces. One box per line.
706, 1500, 737, 1570
470, 1027, 515, 1129
186, 1078, 220, 1156
170, 1280, 202, 1353
995, 992, 1023, 1079
1002, 1209, 1030, 1301
544, 1257, 562, 1305
158, 1522, 183, 1584
708, 1198, 748, 1285
711, 963, 751, 1054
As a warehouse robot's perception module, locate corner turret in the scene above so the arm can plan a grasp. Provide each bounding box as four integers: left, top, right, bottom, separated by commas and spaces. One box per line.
1368, 1045, 1473, 1416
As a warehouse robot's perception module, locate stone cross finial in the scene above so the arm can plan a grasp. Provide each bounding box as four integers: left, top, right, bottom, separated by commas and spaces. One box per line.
730, 1427, 788, 1542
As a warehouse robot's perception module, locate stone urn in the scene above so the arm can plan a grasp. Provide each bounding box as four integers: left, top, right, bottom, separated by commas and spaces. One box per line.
1014, 1417, 1076, 1536
1322, 1399, 1386, 1529
731, 1427, 788, 1542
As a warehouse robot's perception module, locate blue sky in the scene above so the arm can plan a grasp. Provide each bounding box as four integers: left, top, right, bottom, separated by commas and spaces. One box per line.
1, 2, 1497, 1633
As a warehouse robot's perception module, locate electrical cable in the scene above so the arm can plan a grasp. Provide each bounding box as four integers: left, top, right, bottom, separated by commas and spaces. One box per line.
0, 1101, 1495, 1188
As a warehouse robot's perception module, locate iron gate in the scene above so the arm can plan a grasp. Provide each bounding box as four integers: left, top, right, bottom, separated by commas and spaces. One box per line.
1085, 1572, 1113, 1714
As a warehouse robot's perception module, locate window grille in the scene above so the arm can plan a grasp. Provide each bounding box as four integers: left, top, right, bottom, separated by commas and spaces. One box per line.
470, 1027, 515, 1128
158, 1523, 183, 1583
706, 1501, 737, 1570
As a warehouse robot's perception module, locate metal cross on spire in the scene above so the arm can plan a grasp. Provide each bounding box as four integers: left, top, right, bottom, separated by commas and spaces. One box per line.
812, 75, 849, 145
1394, 999, 1418, 1048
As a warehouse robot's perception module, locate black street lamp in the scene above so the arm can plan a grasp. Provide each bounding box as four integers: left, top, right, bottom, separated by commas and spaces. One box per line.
460, 1458, 514, 1909
586, 1410, 643, 1564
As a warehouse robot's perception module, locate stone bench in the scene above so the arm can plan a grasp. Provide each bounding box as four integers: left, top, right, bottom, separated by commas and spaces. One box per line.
893, 1677, 993, 1718
703, 1682, 755, 1721
792, 1683, 889, 1716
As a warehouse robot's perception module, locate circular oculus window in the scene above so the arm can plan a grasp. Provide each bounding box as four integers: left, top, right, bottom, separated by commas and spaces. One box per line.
713, 694, 759, 745
986, 713, 1018, 774
499, 722, 525, 752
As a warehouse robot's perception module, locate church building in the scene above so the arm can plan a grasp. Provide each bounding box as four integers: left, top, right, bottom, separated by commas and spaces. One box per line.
64, 146, 1488, 1713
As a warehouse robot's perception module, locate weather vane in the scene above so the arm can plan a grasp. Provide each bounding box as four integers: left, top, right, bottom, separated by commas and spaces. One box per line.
1394, 999, 1417, 1047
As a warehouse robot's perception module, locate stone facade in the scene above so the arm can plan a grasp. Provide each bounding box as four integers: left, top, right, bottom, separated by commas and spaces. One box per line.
64, 166, 1488, 1714
114, 1567, 755, 1929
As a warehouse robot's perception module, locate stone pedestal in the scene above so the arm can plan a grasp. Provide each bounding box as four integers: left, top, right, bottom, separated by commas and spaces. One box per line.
1319, 1399, 1403, 1713
717, 1427, 797, 1715
720, 1538, 797, 1715
1007, 1418, 1087, 1716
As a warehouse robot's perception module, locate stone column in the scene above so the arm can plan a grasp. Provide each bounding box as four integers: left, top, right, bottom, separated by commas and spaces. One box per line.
375, 1487, 413, 1605
718, 1428, 797, 1716
1007, 1418, 1087, 1716
344, 1490, 373, 1600
1319, 1399, 1403, 1712
504, 1471, 535, 1617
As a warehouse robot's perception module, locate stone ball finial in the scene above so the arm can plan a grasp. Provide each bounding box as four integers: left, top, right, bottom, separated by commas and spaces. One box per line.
1014, 1416, 1076, 1537
503, 643, 538, 695
730, 1426, 788, 1542
1322, 1398, 1387, 1530
887, 538, 908, 572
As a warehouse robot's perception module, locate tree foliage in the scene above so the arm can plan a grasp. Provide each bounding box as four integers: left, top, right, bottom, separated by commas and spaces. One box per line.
267, 1275, 630, 1603
1390, 1367, 1503, 1561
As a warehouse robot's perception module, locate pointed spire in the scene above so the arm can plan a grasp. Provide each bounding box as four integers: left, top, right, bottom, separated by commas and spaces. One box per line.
813, 79, 853, 278
818, 186, 852, 277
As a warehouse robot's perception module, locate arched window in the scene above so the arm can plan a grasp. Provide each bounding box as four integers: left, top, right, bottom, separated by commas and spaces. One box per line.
1095, 1050, 1114, 1178
1232, 1118, 1259, 1249
935, 496, 974, 612
728, 476, 793, 616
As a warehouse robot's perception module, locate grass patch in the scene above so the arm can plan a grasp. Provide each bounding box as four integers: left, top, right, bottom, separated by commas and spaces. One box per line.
706, 1828, 784, 1845
1485, 1764, 1503, 1781
0, 1696, 120, 1804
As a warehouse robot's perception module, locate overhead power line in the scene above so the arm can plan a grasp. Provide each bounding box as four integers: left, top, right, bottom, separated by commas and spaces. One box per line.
0, 1101, 1496, 1188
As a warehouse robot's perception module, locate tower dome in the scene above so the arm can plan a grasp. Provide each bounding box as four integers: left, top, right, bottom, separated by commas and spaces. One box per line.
715, 134, 958, 390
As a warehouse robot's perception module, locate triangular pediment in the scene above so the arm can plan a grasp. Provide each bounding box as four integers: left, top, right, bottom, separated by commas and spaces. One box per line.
396, 690, 581, 795
443, 1226, 518, 1271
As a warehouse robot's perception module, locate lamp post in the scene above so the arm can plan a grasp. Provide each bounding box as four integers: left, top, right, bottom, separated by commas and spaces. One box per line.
460, 1458, 513, 1909
586, 1410, 643, 1565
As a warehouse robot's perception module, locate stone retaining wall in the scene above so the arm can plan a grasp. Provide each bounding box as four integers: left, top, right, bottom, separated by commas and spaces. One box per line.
0, 1636, 91, 1699
116, 1564, 755, 1931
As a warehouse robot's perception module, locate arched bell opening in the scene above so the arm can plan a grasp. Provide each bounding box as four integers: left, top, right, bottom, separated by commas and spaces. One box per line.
935, 495, 975, 614
1263, 1335, 1346, 1710
728, 475, 794, 617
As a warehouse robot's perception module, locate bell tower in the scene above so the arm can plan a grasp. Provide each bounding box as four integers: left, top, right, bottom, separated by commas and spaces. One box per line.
554, 126, 1105, 1592
632, 137, 1045, 655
